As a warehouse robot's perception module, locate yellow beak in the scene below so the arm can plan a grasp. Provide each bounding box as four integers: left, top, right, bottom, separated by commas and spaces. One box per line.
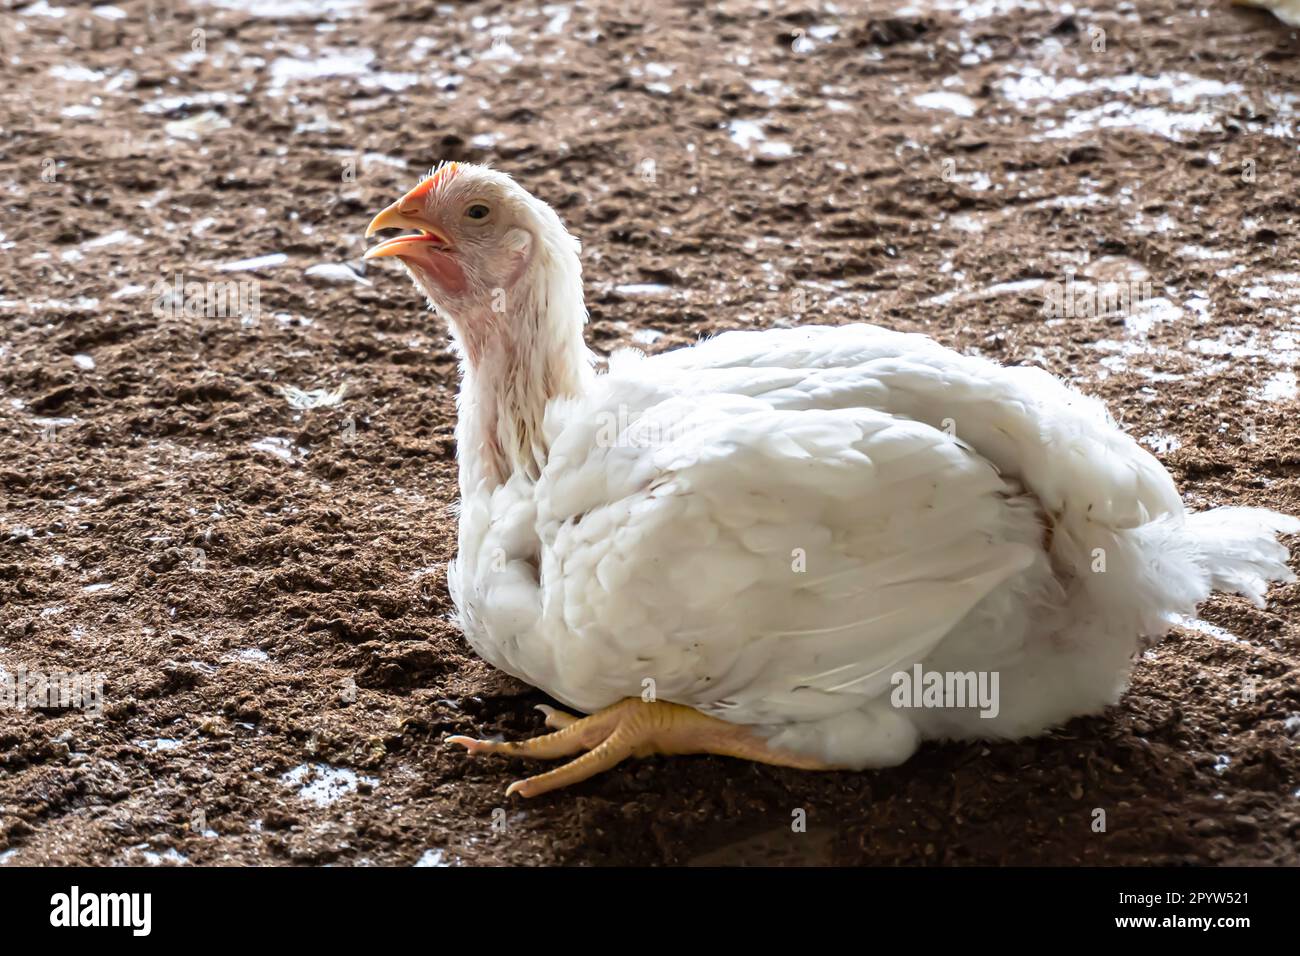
363, 192, 453, 260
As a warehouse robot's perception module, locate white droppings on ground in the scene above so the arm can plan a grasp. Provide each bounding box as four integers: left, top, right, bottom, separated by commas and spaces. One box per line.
198, 0, 364, 18
1188, 329, 1300, 369
250, 437, 308, 462
19, 1, 68, 18
927, 277, 1044, 307
138, 847, 190, 866
280, 384, 348, 409
82, 230, 143, 251
215, 253, 288, 272
224, 648, 269, 665
1053, 105, 1222, 142
726, 119, 793, 161
996, 69, 1263, 142
913, 90, 977, 117
898, 0, 1047, 19
281, 763, 378, 807
304, 263, 371, 286
1177, 244, 1233, 261
60, 104, 102, 120
998, 70, 1244, 108
1174, 616, 1243, 644
1254, 371, 1298, 404
358, 151, 409, 171
164, 111, 232, 141
949, 170, 993, 191
5, 296, 100, 311
614, 283, 673, 298
755, 140, 794, 160
983, 278, 1044, 296
48, 64, 105, 82
1123, 297, 1182, 337
141, 91, 246, 115
268, 47, 375, 87
1140, 432, 1182, 454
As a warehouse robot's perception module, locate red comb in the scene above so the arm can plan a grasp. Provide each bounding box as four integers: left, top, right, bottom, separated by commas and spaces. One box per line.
407, 161, 460, 201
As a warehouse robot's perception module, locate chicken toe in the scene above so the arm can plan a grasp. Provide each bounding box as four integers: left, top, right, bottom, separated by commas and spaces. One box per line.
448, 698, 841, 798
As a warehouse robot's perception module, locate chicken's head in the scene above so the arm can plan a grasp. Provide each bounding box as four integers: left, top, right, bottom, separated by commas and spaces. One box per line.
363, 162, 579, 329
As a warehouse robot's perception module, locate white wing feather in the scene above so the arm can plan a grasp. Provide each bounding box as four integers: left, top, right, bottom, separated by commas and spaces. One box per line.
524, 335, 1042, 729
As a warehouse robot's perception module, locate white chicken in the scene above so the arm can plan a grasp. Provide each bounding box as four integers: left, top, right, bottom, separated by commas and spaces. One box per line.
364, 162, 1298, 798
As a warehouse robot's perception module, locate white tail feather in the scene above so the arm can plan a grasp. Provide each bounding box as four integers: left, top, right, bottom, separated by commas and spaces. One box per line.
1048, 504, 1298, 651
1183, 506, 1300, 608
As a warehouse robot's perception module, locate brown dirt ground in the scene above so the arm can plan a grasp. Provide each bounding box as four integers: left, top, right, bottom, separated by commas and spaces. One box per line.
1, 0, 1298, 866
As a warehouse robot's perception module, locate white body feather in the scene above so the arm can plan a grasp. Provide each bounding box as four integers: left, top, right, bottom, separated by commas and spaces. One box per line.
449, 325, 1297, 770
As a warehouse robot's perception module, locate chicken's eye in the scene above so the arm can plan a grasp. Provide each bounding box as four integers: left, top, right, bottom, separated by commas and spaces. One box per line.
465, 203, 491, 221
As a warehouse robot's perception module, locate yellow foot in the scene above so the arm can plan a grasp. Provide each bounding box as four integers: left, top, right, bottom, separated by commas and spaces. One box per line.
446, 698, 838, 798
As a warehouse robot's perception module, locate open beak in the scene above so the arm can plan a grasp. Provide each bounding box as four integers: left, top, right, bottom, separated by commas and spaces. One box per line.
363, 195, 453, 260
363, 184, 469, 296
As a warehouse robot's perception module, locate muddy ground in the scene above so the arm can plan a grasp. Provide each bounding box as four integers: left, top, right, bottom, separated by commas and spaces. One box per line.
1, 0, 1298, 866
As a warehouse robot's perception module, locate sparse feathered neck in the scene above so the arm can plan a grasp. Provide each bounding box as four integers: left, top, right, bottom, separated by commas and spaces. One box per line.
452, 238, 593, 490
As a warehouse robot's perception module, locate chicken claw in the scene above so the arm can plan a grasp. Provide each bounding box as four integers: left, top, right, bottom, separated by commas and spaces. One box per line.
534, 704, 580, 730
446, 698, 837, 798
